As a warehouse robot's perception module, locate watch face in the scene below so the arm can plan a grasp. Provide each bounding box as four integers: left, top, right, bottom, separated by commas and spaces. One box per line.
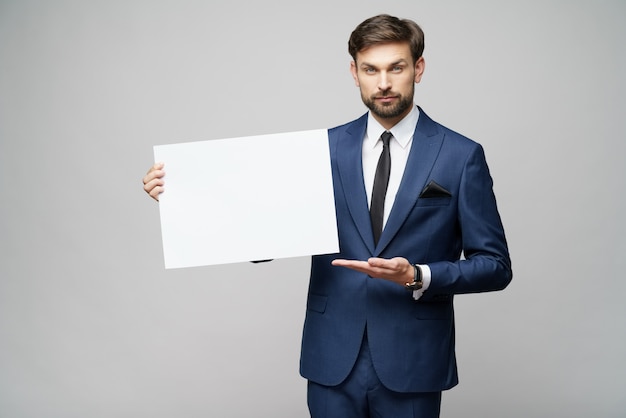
405, 281, 422, 291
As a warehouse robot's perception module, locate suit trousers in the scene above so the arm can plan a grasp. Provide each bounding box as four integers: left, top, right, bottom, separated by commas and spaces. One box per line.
307, 331, 442, 418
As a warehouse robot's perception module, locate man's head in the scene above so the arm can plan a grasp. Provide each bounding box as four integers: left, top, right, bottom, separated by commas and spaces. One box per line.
348, 14, 426, 129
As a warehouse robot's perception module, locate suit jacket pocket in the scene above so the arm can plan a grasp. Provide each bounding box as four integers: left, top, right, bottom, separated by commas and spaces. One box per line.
413, 302, 453, 320
307, 293, 328, 314
415, 196, 452, 207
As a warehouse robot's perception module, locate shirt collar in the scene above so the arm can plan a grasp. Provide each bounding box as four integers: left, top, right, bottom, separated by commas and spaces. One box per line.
365, 105, 420, 149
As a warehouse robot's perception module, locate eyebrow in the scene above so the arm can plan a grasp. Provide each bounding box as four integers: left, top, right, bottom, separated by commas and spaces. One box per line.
359, 59, 409, 69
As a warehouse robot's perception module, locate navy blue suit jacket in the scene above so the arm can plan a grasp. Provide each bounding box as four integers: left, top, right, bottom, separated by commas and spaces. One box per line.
299, 108, 512, 393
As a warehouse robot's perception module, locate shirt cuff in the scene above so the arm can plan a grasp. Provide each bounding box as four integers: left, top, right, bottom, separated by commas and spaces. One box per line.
412, 264, 431, 300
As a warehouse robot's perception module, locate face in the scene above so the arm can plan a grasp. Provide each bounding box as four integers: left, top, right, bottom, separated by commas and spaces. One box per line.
350, 42, 425, 129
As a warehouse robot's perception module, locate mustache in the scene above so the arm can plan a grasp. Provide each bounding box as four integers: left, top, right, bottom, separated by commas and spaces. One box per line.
371, 91, 399, 99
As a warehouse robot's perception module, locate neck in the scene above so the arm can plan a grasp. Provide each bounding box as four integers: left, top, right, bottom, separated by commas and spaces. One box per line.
372, 106, 413, 130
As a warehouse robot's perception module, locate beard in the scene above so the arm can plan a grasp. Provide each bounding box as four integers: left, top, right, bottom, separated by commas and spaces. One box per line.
361, 86, 414, 120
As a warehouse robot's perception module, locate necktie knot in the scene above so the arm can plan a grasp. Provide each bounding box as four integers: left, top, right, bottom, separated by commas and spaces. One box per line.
380, 131, 392, 148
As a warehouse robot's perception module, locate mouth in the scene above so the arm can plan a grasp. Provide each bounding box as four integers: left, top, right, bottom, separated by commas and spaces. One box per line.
376, 95, 398, 104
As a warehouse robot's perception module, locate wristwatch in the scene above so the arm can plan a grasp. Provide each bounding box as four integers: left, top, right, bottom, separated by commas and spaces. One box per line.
405, 264, 423, 291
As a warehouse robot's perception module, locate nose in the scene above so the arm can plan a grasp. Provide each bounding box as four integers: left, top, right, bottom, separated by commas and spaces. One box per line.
378, 71, 391, 91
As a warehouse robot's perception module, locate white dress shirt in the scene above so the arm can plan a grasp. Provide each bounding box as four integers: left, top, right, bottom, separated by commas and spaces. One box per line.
361, 105, 431, 299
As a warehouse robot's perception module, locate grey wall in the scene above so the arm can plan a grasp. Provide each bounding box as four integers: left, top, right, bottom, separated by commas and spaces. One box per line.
1, 1, 624, 417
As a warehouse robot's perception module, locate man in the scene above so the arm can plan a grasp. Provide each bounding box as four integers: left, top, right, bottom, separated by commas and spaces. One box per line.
143, 14, 511, 418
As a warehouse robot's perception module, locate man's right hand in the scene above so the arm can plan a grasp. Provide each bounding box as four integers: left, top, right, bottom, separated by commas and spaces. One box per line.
142, 162, 165, 201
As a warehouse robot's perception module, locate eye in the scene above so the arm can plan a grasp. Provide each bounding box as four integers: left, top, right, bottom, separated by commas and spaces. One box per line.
392, 65, 404, 73
364, 67, 376, 74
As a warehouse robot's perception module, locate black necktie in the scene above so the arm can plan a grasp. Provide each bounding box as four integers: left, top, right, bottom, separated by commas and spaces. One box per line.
370, 131, 392, 245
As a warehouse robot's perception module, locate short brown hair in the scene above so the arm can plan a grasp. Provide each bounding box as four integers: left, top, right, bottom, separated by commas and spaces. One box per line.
348, 14, 425, 64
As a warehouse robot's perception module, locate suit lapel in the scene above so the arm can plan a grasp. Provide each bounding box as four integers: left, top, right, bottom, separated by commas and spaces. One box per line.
335, 114, 376, 253
376, 109, 444, 253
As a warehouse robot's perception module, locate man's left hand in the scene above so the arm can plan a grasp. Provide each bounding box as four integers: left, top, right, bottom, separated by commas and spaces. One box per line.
331, 257, 414, 287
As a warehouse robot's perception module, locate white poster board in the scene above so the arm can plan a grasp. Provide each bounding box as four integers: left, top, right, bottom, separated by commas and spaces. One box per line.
153, 129, 338, 268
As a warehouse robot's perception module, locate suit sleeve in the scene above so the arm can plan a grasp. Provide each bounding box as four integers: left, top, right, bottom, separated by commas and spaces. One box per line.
424, 144, 512, 297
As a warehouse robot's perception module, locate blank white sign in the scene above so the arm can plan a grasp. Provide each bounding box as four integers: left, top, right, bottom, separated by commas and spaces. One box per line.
153, 129, 338, 269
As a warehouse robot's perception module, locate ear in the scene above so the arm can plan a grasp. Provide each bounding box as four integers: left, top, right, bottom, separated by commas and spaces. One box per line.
350, 61, 360, 87
414, 57, 425, 84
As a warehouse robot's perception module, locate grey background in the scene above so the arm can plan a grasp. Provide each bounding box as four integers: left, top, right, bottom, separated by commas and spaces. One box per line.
1, 1, 624, 417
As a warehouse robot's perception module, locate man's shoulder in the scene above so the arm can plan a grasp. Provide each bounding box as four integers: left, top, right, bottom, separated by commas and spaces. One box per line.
420, 110, 482, 149
438, 123, 480, 147
328, 113, 368, 137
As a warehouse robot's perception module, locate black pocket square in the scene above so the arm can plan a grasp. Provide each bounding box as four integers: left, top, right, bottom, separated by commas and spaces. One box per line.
419, 180, 452, 198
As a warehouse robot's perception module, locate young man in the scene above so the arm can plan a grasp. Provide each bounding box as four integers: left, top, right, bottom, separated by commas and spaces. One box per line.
143, 14, 512, 418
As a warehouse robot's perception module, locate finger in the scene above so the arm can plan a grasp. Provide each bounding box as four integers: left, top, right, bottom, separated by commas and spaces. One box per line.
364, 259, 396, 274
142, 162, 165, 184
332, 259, 374, 270
143, 176, 163, 192
332, 259, 368, 273
366, 257, 390, 268
146, 162, 164, 175
369, 257, 409, 272
149, 186, 163, 201
333, 260, 385, 277
142, 168, 165, 186
143, 178, 165, 201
